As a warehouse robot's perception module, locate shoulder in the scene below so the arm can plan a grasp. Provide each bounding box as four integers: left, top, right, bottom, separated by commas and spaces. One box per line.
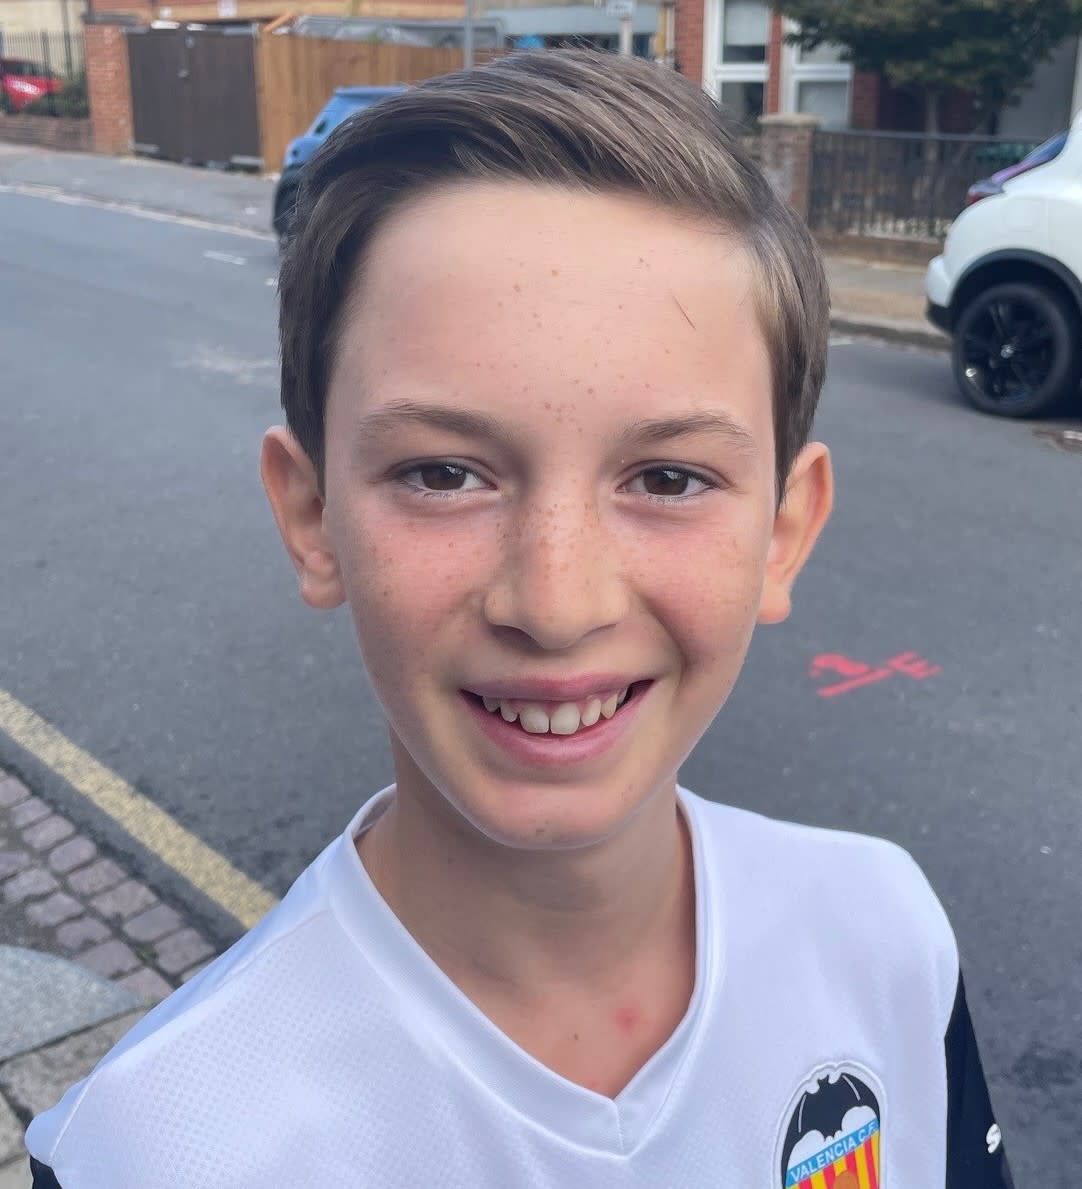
683, 785, 941, 892
25, 835, 349, 1182
681, 788, 960, 1020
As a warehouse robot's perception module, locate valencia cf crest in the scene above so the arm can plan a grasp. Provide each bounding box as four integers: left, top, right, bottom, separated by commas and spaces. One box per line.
776, 1064, 883, 1188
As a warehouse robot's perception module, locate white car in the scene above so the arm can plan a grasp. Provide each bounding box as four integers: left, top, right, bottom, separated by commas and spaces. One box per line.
926, 111, 1082, 417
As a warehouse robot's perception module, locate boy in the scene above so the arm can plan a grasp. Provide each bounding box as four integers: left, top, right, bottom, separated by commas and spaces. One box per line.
27, 50, 1012, 1187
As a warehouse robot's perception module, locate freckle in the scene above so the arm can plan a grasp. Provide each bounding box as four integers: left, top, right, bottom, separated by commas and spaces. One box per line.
551, 268, 560, 276
614, 1006, 639, 1032
514, 283, 522, 293
573, 1032, 580, 1042
587, 387, 594, 395
544, 401, 552, 410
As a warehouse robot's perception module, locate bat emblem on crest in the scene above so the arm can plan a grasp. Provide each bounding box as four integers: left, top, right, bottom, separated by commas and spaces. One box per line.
778, 1066, 883, 1188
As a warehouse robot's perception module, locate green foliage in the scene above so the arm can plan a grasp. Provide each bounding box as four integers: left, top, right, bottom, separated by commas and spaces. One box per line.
775, 0, 1082, 126
21, 70, 89, 118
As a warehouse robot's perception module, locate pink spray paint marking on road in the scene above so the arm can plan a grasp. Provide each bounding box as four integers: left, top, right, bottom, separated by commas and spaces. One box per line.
810, 651, 941, 698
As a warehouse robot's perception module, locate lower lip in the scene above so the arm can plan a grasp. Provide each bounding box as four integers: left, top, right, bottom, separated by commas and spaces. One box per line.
460, 684, 651, 769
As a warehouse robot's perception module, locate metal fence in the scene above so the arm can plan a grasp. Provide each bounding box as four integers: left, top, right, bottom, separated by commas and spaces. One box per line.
809, 129, 1043, 241
0, 29, 86, 117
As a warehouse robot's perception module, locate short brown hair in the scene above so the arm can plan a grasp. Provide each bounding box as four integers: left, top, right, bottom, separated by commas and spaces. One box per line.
278, 49, 829, 500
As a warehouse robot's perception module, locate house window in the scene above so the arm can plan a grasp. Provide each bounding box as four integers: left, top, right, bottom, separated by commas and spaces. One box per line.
796, 79, 850, 128
707, 0, 769, 126
782, 20, 852, 127
720, 80, 765, 126
720, 0, 768, 63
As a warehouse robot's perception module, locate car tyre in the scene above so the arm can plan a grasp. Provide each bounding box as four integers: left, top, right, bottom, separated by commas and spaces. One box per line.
951, 281, 1082, 417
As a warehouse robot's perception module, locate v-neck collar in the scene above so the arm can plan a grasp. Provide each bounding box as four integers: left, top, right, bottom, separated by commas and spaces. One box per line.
324, 785, 722, 1156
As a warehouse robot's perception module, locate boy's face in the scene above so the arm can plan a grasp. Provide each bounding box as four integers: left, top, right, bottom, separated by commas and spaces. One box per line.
264, 183, 831, 851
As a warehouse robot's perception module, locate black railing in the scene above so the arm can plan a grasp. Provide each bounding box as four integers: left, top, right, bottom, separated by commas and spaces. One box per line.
0, 29, 86, 117
809, 129, 1043, 241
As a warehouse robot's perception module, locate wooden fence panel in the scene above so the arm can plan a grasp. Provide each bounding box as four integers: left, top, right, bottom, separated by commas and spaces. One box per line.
258, 35, 490, 174
128, 26, 260, 167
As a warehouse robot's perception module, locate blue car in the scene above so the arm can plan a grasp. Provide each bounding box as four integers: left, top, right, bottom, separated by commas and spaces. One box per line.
272, 85, 407, 241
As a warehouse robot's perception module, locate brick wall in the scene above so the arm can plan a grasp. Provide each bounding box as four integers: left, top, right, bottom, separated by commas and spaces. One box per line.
83, 18, 134, 155
758, 113, 818, 220
674, 0, 704, 84
851, 71, 880, 130
765, 10, 783, 115
0, 113, 94, 152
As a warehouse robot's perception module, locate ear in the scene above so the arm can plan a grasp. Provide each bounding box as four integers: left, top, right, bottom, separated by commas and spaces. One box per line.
260, 426, 346, 610
757, 442, 833, 626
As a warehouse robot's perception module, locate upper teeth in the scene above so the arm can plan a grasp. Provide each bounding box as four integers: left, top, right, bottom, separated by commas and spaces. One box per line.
480, 688, 631, 735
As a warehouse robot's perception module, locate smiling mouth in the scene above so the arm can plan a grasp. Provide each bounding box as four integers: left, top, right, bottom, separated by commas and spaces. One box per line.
462, 682, 650, 737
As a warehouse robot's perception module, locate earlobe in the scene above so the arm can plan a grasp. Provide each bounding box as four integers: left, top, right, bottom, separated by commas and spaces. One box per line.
758, 443, 833, 626
260, 427, 346, 610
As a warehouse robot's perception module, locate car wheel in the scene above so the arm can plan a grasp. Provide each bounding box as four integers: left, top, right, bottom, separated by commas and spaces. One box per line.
273, 181, 300, 243
951, 281, 1082, 417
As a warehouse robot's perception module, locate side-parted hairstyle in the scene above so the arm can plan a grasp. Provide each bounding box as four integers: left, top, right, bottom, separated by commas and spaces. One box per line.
278, 49, 829, 501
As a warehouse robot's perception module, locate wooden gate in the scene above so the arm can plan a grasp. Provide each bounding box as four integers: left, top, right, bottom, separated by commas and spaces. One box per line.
126, 25, 261, 168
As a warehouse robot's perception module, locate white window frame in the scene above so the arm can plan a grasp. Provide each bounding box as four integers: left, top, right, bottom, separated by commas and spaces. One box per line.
702, 0, 769, 105
780, 18, 852, 126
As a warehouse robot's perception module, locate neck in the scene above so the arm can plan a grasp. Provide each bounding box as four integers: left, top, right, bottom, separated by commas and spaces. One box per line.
357, 765, 693, 1002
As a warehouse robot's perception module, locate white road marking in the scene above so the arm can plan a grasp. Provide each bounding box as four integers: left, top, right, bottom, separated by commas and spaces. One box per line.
204, 249, 247, 266
0, 181, 275, 243
828, 335, 855, 347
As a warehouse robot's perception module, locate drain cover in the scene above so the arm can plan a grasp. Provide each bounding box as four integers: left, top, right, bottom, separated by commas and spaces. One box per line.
1033, 427, 1082, 453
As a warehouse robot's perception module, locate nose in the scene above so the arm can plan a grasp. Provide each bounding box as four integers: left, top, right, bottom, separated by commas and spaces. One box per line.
482, 494, 629, 651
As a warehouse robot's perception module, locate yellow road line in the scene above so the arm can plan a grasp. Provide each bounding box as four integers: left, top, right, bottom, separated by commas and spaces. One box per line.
0, 689, 278, 929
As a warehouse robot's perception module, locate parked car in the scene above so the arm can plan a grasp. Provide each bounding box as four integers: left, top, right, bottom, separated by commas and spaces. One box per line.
926, 112, 1082, 418
272, 86, 407, 242
964, 131, 1068, 208
0, 58, 63, 113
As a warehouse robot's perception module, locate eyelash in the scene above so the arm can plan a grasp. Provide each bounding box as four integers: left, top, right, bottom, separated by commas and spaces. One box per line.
392, 462, 720, 504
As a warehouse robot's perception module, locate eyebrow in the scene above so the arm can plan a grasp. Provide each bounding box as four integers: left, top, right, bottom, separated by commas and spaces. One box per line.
355, 400, 515, 448
618, 411, 759, 455
355, 401, 758, 456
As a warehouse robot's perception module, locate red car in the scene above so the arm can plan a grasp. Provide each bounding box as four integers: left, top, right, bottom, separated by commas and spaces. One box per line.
0, 58, 63, 112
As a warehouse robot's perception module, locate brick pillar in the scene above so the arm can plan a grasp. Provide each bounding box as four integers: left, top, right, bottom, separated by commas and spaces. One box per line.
765, 9, 783, 115
674, 0, 705, 85
851, 71, 880, 130
758, 113, 819, 221
83, 17, 136, 156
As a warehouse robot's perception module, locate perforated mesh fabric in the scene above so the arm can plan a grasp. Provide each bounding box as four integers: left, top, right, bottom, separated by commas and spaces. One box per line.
27, 789, 960, 1188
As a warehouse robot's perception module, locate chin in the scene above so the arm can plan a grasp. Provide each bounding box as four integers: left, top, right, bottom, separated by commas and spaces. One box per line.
449, 775, 654, 852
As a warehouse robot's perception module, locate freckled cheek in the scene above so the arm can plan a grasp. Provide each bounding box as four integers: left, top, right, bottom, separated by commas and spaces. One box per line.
626, 529, 766, 655
334, 505, 501, 632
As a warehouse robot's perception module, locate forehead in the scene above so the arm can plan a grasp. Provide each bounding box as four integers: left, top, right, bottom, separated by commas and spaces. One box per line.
332, 182, 774, 447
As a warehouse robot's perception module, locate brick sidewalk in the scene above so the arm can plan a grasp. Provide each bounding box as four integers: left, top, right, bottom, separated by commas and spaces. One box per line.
0, 770, 220, 1180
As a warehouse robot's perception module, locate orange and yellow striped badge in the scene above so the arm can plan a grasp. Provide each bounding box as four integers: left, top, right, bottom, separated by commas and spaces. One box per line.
790, 1125, 880, 1188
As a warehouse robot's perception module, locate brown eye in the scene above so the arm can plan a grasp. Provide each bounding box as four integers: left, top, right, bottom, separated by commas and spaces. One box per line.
626, 467, 714, 501
641, 468, 691, 497
418, 464, 468, 491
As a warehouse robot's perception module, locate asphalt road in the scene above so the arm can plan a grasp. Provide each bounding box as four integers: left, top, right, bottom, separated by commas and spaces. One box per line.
2, 189, 1080, 1185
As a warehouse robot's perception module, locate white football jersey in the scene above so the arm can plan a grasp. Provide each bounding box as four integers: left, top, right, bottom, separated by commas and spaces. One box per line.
26, 786, 1012, 1188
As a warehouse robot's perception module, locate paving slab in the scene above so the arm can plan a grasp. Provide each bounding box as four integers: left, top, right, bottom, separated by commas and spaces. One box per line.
0, 947, 140, 1063
0, 1011, 145, 1121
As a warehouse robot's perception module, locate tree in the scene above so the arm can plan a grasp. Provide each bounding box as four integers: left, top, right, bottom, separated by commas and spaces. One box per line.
774, 0, 1082, 132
